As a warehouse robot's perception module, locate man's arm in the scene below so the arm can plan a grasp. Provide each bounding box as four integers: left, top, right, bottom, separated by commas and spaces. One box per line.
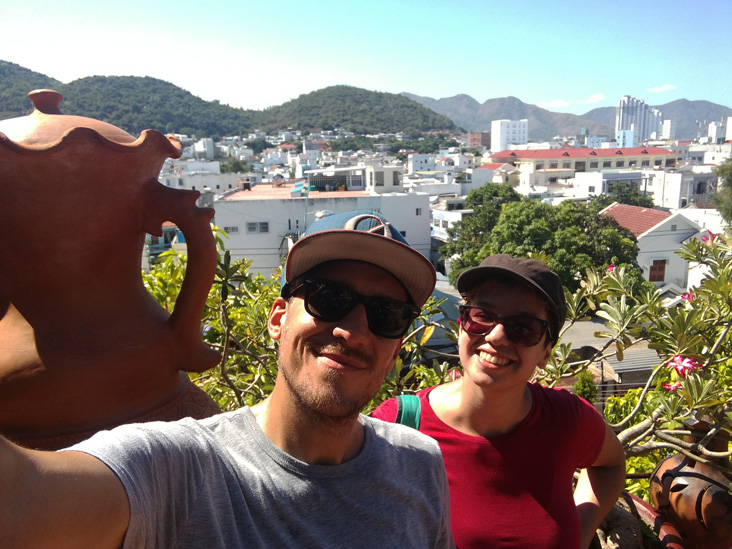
1, 436, 129, 548
574, 422, 627, 549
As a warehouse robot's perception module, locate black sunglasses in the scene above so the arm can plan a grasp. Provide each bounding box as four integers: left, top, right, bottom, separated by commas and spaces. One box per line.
458, 305, 549, 347
284, 277, 420, 339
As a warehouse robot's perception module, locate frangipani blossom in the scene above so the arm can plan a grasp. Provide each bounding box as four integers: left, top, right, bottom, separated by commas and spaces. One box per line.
606, 265, 615, 274
662, 381, 683, 391
681, 292, 694, 302
666, 355, 702, 378
701, 231, 717, 245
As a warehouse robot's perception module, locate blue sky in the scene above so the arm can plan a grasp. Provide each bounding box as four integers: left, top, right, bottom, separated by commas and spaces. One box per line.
3, 0, 730, 115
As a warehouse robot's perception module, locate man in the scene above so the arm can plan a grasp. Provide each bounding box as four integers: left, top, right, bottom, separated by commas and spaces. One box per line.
0, 210, 453, 548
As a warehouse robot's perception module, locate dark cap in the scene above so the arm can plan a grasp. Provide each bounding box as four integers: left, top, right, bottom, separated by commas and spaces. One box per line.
456, 254, 567, 339
282, 210, 436, 307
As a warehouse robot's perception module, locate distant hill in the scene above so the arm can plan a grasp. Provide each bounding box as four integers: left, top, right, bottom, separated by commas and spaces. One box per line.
581, 100, 732, 140
0, 61, 62, 120
404, 91, 732, 141
403, 93, 613, 141
263, 85, 457, 134
0, 61, 456, 137
3, 60, 730, 141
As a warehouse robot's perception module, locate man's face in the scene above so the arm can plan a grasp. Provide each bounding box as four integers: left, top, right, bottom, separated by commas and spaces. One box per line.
268, 260, 407, 420
458, 280, 552, 393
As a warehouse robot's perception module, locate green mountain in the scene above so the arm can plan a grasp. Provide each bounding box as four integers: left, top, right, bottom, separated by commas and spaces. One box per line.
0, 61, 457, 137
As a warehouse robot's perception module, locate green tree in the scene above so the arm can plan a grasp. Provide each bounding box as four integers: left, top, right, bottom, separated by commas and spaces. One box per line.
440, 184, 524, 281
712, 158, 732, 223
220, 159, 250, 173
590, 186, 654, 209
445, 198, 641, 291
572, 369, 598, 404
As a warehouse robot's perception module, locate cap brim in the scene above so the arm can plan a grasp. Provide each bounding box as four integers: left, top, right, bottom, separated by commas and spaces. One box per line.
286, 230, 436, 307
457, 265, 559, 315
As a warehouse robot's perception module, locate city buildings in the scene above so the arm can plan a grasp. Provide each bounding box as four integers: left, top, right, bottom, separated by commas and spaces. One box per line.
490, 119, 528, 151
615, 95, 663, 146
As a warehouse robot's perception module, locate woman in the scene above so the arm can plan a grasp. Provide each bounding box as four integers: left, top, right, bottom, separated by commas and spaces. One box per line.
372, 254, 626, 549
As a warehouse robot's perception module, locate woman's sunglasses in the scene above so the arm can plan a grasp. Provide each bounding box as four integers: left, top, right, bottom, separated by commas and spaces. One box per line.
284, 277, 420, 339
458, 305, 549, 347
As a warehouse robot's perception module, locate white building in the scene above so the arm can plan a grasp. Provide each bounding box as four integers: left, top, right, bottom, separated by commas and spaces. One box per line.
211, 184, 432, 276
708, 119, 727, 144
408, 154, 437, 174
193, 138, 215, 160
661, 119, 675, 140
615, 95, 663, 146
600, 203, 701, 292
491, 119, 528, 151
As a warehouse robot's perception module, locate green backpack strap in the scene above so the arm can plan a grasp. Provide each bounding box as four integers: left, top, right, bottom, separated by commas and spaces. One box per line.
395, 394, 421, 430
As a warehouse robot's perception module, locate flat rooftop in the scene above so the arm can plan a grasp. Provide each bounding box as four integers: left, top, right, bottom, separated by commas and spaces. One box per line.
220, 182, 369, 201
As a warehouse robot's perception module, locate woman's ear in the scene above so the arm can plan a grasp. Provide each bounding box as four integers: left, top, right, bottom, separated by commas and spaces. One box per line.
268, 296, 288, 340
537, 343, 553, 370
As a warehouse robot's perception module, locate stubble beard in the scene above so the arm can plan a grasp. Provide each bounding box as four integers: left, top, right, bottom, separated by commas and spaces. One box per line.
280, 339, 378, 430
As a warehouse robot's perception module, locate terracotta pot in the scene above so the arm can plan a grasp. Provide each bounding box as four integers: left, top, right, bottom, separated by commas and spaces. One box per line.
0, 90, 221, 449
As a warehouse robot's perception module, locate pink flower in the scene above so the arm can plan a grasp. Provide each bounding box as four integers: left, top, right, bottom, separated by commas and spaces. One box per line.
666, 355, 702, 378
701, 231, 717, 245
681, 292, 694, 302
662, 381, 683, 391
606, 264, 615, 274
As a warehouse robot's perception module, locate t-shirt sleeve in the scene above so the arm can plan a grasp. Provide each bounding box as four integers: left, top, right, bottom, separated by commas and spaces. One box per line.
63, 420, 212, 548
369, 397, 399, 422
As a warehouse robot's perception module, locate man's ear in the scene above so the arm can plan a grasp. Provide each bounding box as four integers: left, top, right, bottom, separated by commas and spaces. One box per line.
268, 297, 288, 340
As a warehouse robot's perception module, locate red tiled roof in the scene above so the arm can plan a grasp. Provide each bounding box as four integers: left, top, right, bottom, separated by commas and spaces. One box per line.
477, 163, 505, 170
490, 147, 675, 159
600, 203, 672, 237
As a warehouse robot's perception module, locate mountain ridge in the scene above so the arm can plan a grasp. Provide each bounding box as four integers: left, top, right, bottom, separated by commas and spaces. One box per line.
402, 92, 732, 141
2, 60, 730, 141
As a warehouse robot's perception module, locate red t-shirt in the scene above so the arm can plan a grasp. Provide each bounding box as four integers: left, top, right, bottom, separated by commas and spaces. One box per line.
371, 383, 606, 549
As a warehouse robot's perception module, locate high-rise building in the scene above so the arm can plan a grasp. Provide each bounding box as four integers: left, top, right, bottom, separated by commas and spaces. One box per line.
490, 119, 528, 151
615, 96, 663, 146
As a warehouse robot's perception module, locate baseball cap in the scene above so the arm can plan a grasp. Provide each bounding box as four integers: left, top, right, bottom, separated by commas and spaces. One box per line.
456, 254, 567, 339
282, 210, 436, 307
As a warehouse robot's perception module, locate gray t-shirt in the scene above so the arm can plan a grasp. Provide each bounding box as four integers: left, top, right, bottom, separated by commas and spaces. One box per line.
67, 407, 454, 548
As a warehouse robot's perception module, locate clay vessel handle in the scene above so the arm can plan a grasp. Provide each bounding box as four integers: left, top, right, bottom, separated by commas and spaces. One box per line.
142, 183, 221, 372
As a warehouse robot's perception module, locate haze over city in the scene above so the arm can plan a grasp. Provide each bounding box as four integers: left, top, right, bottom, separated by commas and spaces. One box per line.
2, 0, 731, 116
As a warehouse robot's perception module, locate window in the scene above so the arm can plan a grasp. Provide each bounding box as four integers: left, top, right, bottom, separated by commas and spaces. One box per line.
549, 162, 558, 169
179, 180, 185, 187
246, 222, 269, 234
628, 160, 637, 167
590, 161, 598, 168
416, 208, 422, 216
641, 160, 650, 167
616, 161, 624, 167
649, 259, 666, 282
654, 159, 662, 167
589, 186, 595, 193
375, 172, 384, 186
562, 162, 571, 169
671, 224, 677, 231
223, 226, 239, 234
603, 161, 611, 168
392, 172, 400, 186
536, 163, 544, 170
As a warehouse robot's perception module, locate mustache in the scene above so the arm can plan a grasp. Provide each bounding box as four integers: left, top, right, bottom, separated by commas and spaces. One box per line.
306, 339, 374, 366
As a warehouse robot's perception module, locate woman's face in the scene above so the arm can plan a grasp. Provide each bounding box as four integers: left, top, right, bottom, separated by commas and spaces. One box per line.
458, 280, 553, 393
